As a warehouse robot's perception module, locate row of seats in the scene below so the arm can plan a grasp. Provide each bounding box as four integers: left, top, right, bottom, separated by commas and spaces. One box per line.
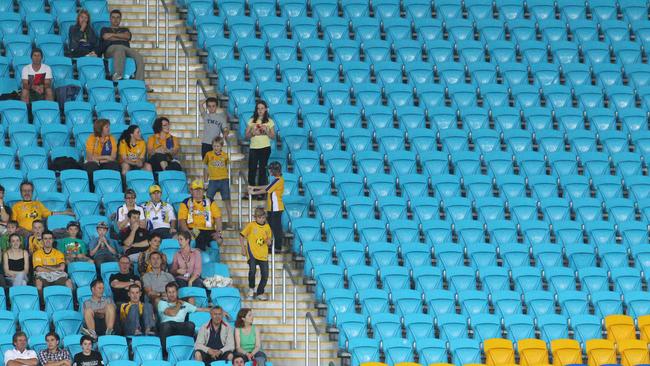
0, 11, 108, 43
0, 0, 108, 19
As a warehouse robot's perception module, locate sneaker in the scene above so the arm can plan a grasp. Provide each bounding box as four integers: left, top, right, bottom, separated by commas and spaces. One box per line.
80, 327, 97, 340
111, 73, 122, 82
247, 288, 255, 299
105, 328, 114, 336
134, 329, 143, 336
256, 293, 268, 301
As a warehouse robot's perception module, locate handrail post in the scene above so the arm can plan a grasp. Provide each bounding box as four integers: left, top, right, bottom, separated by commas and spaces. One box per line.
281, 266, 286, 324
271, 240, 275, 300
185, 56, 189, 113
304, 318, 309, 366
174, 37, 179, 92
248, 194, 252, 223
164, 9, 169, 70
293, 284, 297, 349
237, 175, 242, 230
155, 0, 159, 47
145, 0, 149, 26
195, 82, 200, 137
304, 313, 321, 366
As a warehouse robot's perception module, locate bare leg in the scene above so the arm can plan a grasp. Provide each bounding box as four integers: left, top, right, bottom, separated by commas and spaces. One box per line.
105, 303, 116, 331
84, 308, 96, 331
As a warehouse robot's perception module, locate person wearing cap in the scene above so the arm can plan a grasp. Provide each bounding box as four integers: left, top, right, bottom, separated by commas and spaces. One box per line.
178, 180, 223, 251
87, 221, 119, 269
116, 189, 146, 231
58, 221, 91, 264
143, 185, 177, 239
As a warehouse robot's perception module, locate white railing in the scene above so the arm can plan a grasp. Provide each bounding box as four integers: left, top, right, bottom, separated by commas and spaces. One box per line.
155, 0, 169, 70
282, 263, 298, 349
304, 312, 321, 366
175, 35, 190, 113
236, 172, 252, 230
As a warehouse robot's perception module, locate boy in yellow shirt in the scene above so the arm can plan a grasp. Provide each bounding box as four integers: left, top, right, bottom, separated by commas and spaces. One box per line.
239, 207, 272, 301
249, 161, 284, 252
203, 136, 233, 229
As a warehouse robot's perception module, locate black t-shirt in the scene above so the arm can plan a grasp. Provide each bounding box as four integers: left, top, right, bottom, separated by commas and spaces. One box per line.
119, 227, 149, 256
72, 351, 103, 366
100, 26, 131, 52
109, 272, 140, 304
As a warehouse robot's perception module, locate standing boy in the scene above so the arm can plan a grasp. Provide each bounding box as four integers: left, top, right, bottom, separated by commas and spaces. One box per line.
239, 207, 272, 301
200, 97, 229, 159
203, 137, 233, 229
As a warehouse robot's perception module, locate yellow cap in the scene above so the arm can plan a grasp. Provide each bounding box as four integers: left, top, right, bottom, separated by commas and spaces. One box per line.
149, 184, 162, 194
191, 179, 204, 190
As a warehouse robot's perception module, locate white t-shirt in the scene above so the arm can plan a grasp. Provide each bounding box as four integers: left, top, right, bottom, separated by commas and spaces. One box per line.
21, 63, 52, 88
4, 348, 37, 365
117, 204, 145, 226
144, 201, 176, 230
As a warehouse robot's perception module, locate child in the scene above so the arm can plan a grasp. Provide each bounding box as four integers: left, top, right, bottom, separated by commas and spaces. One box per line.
58, 221, 91, 263
239, 207, 272, 301
200, 97, 230, 159
27, 219, 44, 254
203, 136, 233, 229
0, 221, 20, 253
249, 161, 284, 252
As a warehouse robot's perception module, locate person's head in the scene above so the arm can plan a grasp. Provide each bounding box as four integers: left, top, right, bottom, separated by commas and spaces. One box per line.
148, 233, 162, 251
66, 221, 81, 239
149, 251, 163, 270
190, 180, 204, 200
31, 220, 44, 235
128, 209, 141, 226
124, 188, 137, 204
165, 282, 178, 302
96, 221, 109, 237
254, 207, 267, 225
118, 255, 131, 274
235, 308, 253, 328
0, 184, 4, 198
210, 306, 224, 325
20, 181, 34, 201
8, 234, 22, 250
31, 48, 43, 65
93, 118, 110, 137
120, 125, 141, 146
42, 230, 54, 249
6, 221, 17, 234
149, 184, 162, 203
206, 97, 218, 113
45, 332, 60, 351
76, 9, 91, 27
90, 279, 104, 298
12, 331, 27, 351
252, 100, 269, 123
153, 117, 170, 134
212, 136, 224, 154
80, 335, 94, 353
109, 9, 121, 27
127, 284, 141, 303
177, 231, 191, 249
232, 355, 246, 366
268, 161, 282, 177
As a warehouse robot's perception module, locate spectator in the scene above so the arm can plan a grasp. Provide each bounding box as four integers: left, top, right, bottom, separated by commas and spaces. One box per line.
85, 119, 120, 192
37, 332, 71, 366
157, 283, 209, 353
26, 220, 44, 254
33, 230, 73, 293
143, 185, 176, 239
170, 231, 204, 291
81, 279, 116, 339
58, 221, 91, 264
234, 308, 267, 365
146, 117, 182, 172
142, 251, 174, 307
21, 48, 53, 104
12, 182, 53, 236
116, 189, 145, 231
204, 136, 233, 229
119, 210, 149, 261
68, 9, 99, 58
4, 331, 37, 366
0, 221, 19, 253
118, 125, 151, 177
0, 185, 13, 231
245, 101, 275, 200
119, 284, 155, 336
71, 336, 103, 366
194, 306, 234, 364
137, 233, 168, 274
200, 97, 229, 159
109, 255, 142, 305
3, 233, 28, 287
87, 222, 119, 269
178, 180, 223, 251
239, 207, 272, 301
248, 161, 284, 252
231, 354, 246, 366
101, 9, 146, 82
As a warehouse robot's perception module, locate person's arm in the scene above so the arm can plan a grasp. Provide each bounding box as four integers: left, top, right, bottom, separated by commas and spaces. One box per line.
265, 123, 276, 139
194, 327, 210, 353
122, 225, 138, 247
239, 234, 247, 257
88, 238, 100, 257
114, 28, 131, 41
252, 326, 262, 355
179, 219, 189, 233
110, 276, 134, 290
163, 301, 181, 316
43, 77, 52, 90
0, 204, 9, 223
234, 328, 246, 354
22, 251, 29, 274
109, 137, 118, 162
222, 327, 235, 353
3, 252, 12, 277
68, 26, 80, 54
8, 359, 39, 366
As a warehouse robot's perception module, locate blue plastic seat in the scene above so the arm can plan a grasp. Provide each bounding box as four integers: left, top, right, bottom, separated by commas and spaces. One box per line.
401, 242, 433, 270
126, 170, 155, 198
524, 290, 555, 318
624, 291, 650, 318
367, 242, 397, 267
392, 288, 423, 317
348, 338, 380, 366
165, 335, 194, 365
446, 266, 477, 292
558, 290, 590, 318
504, 314, 535, 342
437, 313, 468, 341
538, 314, 570, 344
209, 288, 240, 320
26, 12, 54, 39
512, 266, 544, 292
458, 289, 489, 316
479, 266, 510, 293
571, 314, 604, 344
449, 338, 481, 365
471, 313, 502, 343
492, 290, 523, 318
60, 169, 90, 195
335, 312, 365, 349
299, 40, 328, 64
131, 336, 162, 364
358, 289, 389, 317
18, 310, 49, 338
18, 147, 48, 173
43, 285, 73, 317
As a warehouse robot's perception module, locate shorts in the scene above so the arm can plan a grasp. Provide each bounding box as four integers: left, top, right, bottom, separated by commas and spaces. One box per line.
36, 273, 69, 287
29, 89, 46, 102
207, 179, 231, 201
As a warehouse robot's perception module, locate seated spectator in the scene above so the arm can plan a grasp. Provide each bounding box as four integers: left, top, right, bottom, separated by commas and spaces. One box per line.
119, 284, 155, 336
171, 231, 204, 292
234, 308, 267, 366
0, 221, 20, 252
26, 220, 44, 254
12, 182, 52, 237
194, 306, 234, 365
232, 354, 246, 366
87, 222, 119, 269
119, 210, 149, 261
0, 185, 13, 231
142, 251, 174, 307
178, 180, 223, 251
72, 336, 103, 366
101, 9, 146, 83
118, 125, 152, 177
21, 48, 53, 103
157, 282, 209, 352
37, 332, 71, 366
143, 185, 176, 239
109, 255, 141, 305
4, 331, 37, 366
58, 221, 92, 264
68, 9, 99, 58
116, 189, 145, 231
33, 230, 73, 293
82, 279, 116, 339
3, 233, 28, 287
147, 117, 182, 172
85, 119, 120, 192
137, 233, 167, 274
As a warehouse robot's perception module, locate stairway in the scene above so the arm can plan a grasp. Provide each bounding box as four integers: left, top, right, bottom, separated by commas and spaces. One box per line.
106, 2, 341, 365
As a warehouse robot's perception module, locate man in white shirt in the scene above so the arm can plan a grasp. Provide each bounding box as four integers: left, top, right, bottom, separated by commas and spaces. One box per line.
4, 331, 37, 366
116, 189, 145, 231
143, 185, 176, 239
21, 48, 53, 104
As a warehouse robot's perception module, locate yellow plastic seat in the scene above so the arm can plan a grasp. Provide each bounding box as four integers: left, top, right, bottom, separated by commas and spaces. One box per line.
639, 315, 650, 342
618, 339, 650, 366
518, 338, 550, 366
428, 364, 454, 366
550, 339, 582, 366
605, 314, 636, 344
586, 339, 616, 366
484, 338, 515, 366
395, 363, 421, 366
360, 363, 388, 366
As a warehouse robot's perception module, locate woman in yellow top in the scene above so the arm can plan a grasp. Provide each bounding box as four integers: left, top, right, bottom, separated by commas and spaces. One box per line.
118, 125, 152, 176
245, 101, 275, 200
85, 119, 120, 192
147, 117, 183, 172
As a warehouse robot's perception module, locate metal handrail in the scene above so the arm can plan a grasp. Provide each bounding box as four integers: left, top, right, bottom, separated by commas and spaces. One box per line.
175, 35, 190, 113
236, 172, 252, 230
304, 312, 321, 366
156, 0, 169, 70
282, 263, 298, 349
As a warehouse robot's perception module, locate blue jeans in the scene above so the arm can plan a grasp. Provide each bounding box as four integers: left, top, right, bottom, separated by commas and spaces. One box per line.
122, 302, 155, 335
207, 179, 231, 201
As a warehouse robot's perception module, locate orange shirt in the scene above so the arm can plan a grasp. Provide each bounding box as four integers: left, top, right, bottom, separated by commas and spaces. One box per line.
86, 135, 117, 159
